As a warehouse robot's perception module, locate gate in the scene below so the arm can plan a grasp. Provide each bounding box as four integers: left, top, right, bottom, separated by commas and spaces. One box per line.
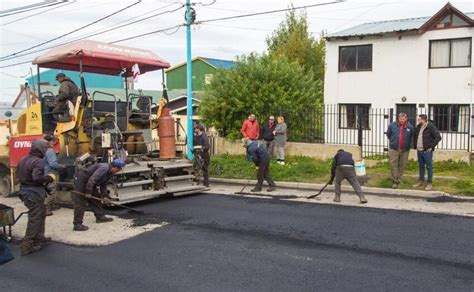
359, 108, 392, 158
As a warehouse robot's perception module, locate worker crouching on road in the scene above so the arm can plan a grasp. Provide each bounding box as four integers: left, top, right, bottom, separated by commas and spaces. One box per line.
72, 159, 125, 231
243, 138, 276, 192
330, 149, 367, 204
17, 139, 56, 256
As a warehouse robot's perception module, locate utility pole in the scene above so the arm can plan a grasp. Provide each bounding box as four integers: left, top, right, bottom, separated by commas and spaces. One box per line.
185, 0, 194, 160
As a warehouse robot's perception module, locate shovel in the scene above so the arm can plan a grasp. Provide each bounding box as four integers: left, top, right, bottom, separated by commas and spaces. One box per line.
71, 190, 145, 215
234, 179, 252, 195
307, 181, 331, 199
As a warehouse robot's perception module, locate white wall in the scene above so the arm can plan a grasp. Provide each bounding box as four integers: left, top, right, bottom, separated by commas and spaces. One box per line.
324, 27, 474, 107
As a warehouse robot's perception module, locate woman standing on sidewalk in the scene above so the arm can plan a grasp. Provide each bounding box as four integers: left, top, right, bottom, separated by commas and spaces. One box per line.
273, 116, 287, 165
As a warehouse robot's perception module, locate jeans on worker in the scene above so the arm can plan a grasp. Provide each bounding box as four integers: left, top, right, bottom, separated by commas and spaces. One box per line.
417, 151, 433, 183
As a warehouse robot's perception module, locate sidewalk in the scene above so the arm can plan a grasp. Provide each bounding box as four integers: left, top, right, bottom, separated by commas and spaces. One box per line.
209, 177, 474, 201
207, 178, 474, 218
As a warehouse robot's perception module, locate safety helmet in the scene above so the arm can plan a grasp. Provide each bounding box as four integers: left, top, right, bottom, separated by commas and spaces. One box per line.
111, 159, 126, 169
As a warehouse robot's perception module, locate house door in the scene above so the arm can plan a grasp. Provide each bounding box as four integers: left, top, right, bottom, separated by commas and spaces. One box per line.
396, 104, 417, 126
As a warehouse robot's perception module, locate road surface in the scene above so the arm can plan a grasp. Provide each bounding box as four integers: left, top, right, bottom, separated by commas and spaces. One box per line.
2, 193, 474, 291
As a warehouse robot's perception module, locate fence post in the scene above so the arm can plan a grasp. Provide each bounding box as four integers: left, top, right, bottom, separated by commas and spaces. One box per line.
357, 111, 363, 158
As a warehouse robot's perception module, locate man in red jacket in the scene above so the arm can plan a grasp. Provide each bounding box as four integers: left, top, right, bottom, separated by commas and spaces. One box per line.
241, 114, 260, 140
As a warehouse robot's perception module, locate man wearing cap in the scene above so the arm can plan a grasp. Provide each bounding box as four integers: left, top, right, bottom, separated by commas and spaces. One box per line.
43, 134, 66, 216
17, 139, 56, 255
194, 124, 210, 187
53, 73, 80, 120
72, 159, 125, 231
243, 138, 276, 192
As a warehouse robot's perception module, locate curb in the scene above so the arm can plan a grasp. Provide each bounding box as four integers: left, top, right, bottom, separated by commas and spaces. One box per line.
209, 177, 474, 202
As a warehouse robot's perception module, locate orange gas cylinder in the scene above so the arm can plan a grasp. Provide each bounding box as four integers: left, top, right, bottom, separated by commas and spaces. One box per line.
158, 108, 176, 159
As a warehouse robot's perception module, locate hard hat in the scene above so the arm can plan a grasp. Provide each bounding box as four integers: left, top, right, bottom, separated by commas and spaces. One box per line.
111, 159, 126, 169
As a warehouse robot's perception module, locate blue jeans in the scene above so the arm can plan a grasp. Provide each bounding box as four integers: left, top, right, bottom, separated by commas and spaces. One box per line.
417, 151, 433, 183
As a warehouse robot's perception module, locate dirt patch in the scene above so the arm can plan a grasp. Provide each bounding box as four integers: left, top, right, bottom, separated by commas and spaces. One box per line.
426, 196, 472, 203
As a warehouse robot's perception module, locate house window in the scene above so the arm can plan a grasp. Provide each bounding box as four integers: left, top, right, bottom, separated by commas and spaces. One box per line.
339, 45, 373, 72
339, 104, 370, 129
429, 38, 471, 68
429, 104, 470, 133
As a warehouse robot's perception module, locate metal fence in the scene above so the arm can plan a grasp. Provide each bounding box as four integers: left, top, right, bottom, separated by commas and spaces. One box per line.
226, 104, 472, 158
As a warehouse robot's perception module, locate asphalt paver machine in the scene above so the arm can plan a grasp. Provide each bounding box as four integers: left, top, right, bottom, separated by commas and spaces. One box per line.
10, 40, 205, 204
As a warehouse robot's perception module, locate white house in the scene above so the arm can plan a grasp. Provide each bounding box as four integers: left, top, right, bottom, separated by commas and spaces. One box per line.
324, 3, 474, 156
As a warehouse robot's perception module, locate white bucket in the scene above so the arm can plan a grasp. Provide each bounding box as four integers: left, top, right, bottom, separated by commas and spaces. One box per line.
354, 160, 366, 176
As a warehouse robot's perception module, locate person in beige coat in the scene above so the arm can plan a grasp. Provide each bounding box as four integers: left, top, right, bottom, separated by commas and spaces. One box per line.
273, 116, 287, 165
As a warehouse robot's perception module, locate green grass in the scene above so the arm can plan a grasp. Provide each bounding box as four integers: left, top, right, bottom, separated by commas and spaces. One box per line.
209, 154, 474, 196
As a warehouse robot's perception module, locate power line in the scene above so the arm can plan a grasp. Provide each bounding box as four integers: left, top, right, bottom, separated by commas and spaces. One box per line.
0, 24, 184, 68
0, 1, 50, 14
0, 1, 67, 18
195, 0, 344, 24
0, 71, 30, 78
330, 0, 389, 33
0, 0, 142, 60
110, 24, 184, 43
0, 2, 183, 62
1, 1, 73, 26
0, 60, 33, 69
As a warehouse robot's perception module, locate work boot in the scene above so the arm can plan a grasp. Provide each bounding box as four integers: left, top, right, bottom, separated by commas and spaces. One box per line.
45, 208, 53, 216
333, 195, 341, 203
267, 187, 276, 192
358, 194, 368, 204
73, 224, 89, 231
49, 204, 61, 211
20, 240, 42, 256
250, 187, 262, 192
34, 236, 52, 246
413, 181, 425, 189
424, 183, 433, 191
96, 216, 114, 223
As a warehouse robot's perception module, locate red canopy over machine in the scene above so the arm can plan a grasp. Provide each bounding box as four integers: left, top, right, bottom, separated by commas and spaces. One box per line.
32, 39, 170, 75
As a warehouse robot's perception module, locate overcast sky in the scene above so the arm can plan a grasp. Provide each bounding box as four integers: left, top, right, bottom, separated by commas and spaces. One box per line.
0, 0, 473, 104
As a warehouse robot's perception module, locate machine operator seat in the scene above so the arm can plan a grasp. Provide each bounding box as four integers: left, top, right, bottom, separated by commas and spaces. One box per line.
54, 95, 83, 135
129, 95, 152, 124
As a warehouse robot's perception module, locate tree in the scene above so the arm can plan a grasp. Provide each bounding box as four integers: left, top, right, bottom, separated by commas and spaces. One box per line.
199, 53, 323, 139
266, 8, 326, 83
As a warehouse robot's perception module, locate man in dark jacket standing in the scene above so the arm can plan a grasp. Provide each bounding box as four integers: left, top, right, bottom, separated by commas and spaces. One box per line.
243, 138, 276, 192
72, 159, 125, 231
17, 139, 55, 255
413, 114, 442, 191
386, 113, 414, 189
194, 124, 210, 187
262, 115, 276, 156
330, 149, 367, 204
53, 73, 79, 120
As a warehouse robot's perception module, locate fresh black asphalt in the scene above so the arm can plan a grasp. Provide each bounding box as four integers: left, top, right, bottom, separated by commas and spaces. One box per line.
2, 193, 474, 291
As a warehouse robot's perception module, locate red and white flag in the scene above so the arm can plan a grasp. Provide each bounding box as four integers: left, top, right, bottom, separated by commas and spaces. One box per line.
132, 63, 140, 82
